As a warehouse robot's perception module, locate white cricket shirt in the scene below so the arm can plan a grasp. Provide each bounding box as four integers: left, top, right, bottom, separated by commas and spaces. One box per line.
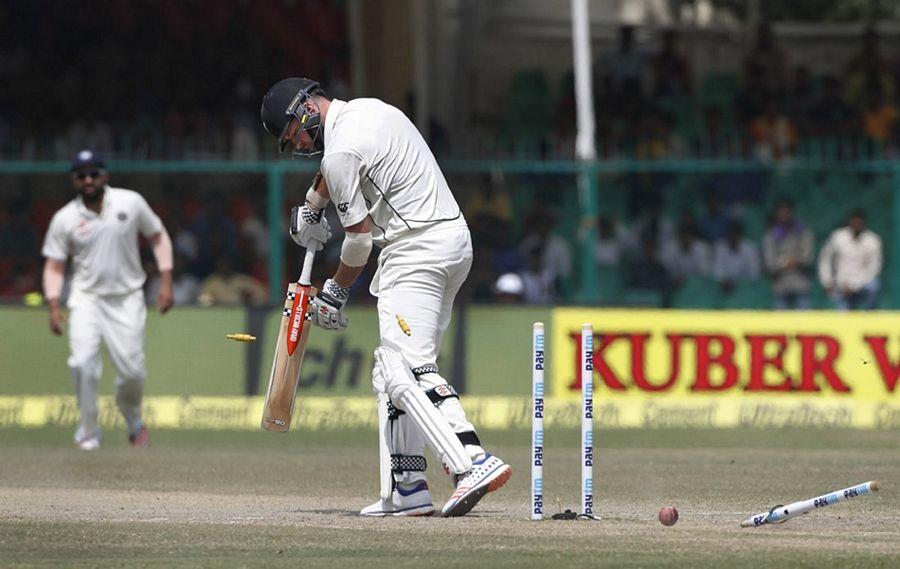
817, 227, 882, 290
42, 186, 163, 296
320, 98, 464, 245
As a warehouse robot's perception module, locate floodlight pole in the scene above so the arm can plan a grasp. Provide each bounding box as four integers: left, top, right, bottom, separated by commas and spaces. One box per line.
571, 0, 599, 302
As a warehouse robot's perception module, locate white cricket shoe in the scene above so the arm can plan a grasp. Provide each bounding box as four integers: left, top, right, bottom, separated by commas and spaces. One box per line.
76, 437, 100, 451
441, 453, 512, 517
360, 481, 435, 517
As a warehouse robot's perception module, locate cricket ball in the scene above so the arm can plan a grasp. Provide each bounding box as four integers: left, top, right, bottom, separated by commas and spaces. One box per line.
658, 506, 679, 526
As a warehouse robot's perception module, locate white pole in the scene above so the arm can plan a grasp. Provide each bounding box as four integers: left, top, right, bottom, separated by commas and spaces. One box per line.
571, 0, 596, 161
531, 322, 545, 520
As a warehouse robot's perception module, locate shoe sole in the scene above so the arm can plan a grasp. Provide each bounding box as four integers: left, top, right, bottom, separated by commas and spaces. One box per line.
360, 505, 435, 517
442, 464, 512, 517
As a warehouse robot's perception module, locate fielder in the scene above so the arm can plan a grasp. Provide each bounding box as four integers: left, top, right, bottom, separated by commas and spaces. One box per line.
261, 78, 512, 517
42, 150, 174, 450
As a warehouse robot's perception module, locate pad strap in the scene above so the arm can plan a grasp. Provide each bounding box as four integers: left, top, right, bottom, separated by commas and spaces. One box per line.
425, 384, 459, 406
412, 364, 439, 376
456, 431, 482, 447
391, 454, 427, 473
387, 400, 405, 420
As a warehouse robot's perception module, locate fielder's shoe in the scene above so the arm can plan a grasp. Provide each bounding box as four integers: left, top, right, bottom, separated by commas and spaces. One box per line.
360, 481, 435, 517
76, 437, 100, 451
129, 426, 150, 448
441, 453, 512, 517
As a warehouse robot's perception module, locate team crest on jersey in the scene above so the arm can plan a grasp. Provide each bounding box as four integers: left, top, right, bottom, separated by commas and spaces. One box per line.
337, 202, 349, 213
117, 212, 127, 222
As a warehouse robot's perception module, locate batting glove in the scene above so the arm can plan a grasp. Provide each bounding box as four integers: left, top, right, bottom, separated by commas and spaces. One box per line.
290, 204, 332, 251
310, 279, 350, 331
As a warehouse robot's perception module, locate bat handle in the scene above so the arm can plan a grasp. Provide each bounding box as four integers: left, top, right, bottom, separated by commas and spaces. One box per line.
299, 248, 316, 286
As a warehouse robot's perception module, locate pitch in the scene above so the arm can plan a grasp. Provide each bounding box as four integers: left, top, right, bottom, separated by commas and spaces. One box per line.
2, 427, 898, 567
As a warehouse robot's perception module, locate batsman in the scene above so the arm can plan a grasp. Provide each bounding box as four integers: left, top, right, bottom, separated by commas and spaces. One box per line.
261, 78, 511, 517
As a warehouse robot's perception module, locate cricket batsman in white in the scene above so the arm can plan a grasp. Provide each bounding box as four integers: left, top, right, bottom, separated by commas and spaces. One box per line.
42, 150, 174, 450
261, 78, 512, 517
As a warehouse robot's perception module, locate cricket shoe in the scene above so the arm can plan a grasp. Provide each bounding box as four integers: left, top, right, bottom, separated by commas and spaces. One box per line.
129, 426, 150, 448
441, 453, 512, 517
359, 481, 435, 517
76, 437, 100, 451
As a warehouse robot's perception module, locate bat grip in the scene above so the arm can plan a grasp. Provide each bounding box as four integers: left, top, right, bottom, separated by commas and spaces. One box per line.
299, 248, 316, 286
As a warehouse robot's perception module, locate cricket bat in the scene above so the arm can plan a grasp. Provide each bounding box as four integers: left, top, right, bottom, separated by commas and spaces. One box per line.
261, 248, 317, 432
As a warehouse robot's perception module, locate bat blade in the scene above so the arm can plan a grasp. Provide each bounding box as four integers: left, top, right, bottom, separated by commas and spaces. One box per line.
261, 281, 316, 432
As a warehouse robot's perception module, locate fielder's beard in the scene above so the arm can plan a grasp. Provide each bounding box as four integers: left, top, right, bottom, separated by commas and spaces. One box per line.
79, 184, 105, 204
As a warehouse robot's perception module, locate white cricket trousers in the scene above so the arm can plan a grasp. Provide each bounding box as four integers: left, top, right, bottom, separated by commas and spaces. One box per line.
67, 287, 147, 443
371, 222, 476, 435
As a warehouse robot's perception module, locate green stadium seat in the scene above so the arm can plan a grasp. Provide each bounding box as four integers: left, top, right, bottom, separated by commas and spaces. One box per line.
672, 276, 721, 309
596, 266, 624, 303
719, 279, 771, 309
621, 288, 664, 307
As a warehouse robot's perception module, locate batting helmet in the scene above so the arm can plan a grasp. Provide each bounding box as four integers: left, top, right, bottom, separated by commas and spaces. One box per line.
260, 77, 325, 157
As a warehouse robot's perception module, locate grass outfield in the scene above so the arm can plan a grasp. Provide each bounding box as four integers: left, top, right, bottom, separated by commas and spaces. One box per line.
1, 427, 898, 568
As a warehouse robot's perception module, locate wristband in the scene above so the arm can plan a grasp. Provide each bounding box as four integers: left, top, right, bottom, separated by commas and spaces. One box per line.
306, 186, 330, 211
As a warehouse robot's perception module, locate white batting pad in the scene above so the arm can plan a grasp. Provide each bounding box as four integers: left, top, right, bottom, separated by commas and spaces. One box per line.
374, 347, 472, 475
376, 392, 393, 500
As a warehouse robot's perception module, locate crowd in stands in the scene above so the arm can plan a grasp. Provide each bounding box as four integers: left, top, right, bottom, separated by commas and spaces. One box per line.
470, 178, 884, 311
527, 23, 900, 160
0, 5, 891, 309
3, 4, 899, 161
0, 166, 886, 310
0, 0, 349, 161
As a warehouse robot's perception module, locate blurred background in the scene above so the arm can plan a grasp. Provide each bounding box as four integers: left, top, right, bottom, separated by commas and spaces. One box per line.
1, 0, 899, 399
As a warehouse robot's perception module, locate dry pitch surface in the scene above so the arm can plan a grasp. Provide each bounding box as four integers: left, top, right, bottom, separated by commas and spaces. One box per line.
2, 427, 898, 568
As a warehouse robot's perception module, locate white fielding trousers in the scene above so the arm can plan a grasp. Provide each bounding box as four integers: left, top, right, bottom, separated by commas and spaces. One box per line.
67, 287, 148, 442
372, 223, 478, 480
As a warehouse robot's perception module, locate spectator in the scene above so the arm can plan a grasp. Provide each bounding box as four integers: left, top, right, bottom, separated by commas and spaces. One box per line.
519, 245, 555, 304
519, 209, 572, 296
818, 209, 882, 310
712, 221, 761, 294
697, 193, 731, 243
807, 75, 852, 137
198, 257, 267, 306
651, 29, 692, 99
626, 234, 673, 305
487, 219, 524, 275
630, 202, 675, 248
695, 105, 734, 156
763, 199, 814, 309
743, 22, 788, 96
861, 88, 897, 144
465, 174, 512, 224
493, 272, 524, 304
787, 66, 816, 135
596, 25, 646, 95
659, 223, 710, 284
595, 217, 631, 267
843, 27, 894, 111
748, 100, 797, 161
736, 60, 771, 129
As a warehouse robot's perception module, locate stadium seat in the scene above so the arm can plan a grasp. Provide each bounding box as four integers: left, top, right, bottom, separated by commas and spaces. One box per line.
719, 279, 771, 309
672, 276, 721, 309
596, 266, 623, 303
621, 288, 664, 308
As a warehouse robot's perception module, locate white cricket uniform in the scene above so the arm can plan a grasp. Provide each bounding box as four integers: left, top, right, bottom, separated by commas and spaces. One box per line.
42, 186, 163, 443
320, 99, 477, 480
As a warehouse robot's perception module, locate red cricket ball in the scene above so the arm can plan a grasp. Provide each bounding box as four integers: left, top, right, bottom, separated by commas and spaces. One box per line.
658, 506, 679, 526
